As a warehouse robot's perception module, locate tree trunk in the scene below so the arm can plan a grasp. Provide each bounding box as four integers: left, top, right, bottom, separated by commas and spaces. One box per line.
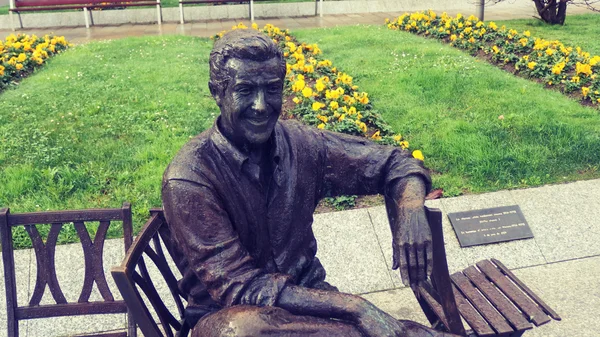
533, 0, 568, 25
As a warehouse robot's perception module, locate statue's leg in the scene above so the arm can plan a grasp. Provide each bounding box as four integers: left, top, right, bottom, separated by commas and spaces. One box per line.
400, 320, 462, 337
192, 305, 363, 337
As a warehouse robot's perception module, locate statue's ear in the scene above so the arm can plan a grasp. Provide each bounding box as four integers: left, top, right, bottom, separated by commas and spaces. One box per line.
209, 81, 222, 106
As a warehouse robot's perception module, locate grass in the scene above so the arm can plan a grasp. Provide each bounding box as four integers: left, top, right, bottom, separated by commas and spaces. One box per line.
497, 13, 600, 56
0, 6, 7, 15
293, 25, 600, 196
3, 21, 600, 247
0, 36, 216, 247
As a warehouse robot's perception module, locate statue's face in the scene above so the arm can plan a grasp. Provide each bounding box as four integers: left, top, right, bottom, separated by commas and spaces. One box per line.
215, 57, 283, 147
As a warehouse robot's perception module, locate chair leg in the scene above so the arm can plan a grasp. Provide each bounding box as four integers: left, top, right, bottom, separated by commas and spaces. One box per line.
156, 1, 162, 25
179, 2, 184, 24
249, 0, 254, 22
83, 7, 90, 28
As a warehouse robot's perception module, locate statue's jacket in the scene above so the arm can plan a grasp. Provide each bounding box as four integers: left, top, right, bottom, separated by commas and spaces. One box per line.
161, 118, 431, 317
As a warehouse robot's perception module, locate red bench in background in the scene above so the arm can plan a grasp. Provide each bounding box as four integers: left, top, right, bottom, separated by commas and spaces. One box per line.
9, 0, 162, 30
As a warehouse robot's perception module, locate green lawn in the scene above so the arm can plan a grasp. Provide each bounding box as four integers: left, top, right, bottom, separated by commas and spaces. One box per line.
2, 25, 600, 247
0, 6, 8, 15
497, 13, 600, 56
293, 25, 600, 196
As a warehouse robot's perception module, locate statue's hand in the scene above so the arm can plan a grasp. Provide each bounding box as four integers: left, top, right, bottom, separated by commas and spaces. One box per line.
392, 205, 433, 286
355, 300, 407, 337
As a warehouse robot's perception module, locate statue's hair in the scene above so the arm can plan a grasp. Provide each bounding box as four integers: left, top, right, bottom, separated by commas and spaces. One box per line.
209, 29, 286, 94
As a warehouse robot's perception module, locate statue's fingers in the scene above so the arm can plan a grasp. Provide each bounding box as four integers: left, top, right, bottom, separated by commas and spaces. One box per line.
425, 240, 433, 277
408, 245, 418, 285
399, 244, 410, 286
416, 243, 426, 281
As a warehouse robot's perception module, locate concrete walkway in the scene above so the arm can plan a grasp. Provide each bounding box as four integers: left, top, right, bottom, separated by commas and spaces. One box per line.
0, 1, 598, 43
2, 178, 600, 336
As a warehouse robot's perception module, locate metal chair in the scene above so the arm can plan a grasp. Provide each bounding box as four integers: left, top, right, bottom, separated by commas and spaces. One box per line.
416, 207, 561, 336
0, 203, 136, 337
111, 209, 191, 337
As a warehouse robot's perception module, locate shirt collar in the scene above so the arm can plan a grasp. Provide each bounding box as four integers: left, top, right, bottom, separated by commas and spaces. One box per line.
210, 116, 283, 172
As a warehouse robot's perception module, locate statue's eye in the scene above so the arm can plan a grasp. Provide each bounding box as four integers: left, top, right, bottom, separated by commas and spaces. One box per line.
268, 85, 281, 94
237, 87, 251, 95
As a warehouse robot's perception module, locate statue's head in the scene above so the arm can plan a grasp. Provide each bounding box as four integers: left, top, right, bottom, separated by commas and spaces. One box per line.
209, 29, 286, 147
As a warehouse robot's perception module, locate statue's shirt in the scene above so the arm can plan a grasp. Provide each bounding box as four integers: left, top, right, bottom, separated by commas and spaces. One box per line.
162, 118, 430, 313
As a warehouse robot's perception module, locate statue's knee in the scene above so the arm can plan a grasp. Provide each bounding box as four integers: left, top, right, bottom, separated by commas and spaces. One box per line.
194, 305, 279, 337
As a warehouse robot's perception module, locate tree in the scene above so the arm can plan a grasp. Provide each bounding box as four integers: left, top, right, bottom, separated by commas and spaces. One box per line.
486, 0, 599, 25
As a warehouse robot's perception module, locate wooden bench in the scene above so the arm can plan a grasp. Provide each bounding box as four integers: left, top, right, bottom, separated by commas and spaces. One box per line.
417, 208, 561, 336
178, 0, 324, 24
0, 203, 136, 337
112, 207, 560, 337
8, 0, 162, 30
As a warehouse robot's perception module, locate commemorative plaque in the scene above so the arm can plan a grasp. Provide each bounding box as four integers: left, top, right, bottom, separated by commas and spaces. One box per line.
448, 205, 533, 247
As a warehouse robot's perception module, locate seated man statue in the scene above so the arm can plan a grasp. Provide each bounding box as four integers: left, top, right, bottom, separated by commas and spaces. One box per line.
162, 29, 459, 337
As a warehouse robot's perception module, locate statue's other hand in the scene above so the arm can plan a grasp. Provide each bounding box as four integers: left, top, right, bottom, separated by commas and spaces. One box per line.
356, 300, 407, 337
392, 205, 433, 286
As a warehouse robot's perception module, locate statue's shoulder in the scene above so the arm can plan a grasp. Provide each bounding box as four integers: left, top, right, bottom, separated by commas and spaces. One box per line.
278, 119, 321, 142
163, 128, 213, 184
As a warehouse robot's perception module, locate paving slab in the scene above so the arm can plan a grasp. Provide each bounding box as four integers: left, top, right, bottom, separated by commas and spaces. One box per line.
360, 287, 429, 324
511, 256, 600, 337
511, 181, 600, 263
441, 190, 547, 269
368, 199, 470, 288
313, 208, 395, 294
0, 248, 31, 337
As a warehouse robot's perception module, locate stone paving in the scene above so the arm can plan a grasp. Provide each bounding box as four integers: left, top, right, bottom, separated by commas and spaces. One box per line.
0, 3, 597, 43
2, 179, 600, 336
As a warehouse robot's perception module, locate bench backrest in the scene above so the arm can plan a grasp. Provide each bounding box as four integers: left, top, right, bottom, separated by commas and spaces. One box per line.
0, 203, 135, 337
112, 209, 190, 337
13, 0, 158, 9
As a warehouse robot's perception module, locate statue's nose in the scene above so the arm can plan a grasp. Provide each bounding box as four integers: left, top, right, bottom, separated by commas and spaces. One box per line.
252, 90, 267, 115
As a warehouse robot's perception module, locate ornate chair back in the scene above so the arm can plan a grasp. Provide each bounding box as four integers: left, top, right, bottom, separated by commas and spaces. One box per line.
0, 203, 135, 337
111, 209, 190, 337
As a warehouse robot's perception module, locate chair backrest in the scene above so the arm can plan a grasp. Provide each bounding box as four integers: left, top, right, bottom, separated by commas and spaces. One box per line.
0, 203, 135, 337
111, 209, 189, 337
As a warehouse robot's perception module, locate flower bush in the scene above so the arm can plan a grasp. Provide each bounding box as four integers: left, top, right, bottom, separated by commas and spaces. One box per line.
386, 11, 600, 107
213, 23, 423, 159
0, 34, 71, 92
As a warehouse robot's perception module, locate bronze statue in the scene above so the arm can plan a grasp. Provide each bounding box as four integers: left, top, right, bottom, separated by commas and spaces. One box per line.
162, 29, 459, 337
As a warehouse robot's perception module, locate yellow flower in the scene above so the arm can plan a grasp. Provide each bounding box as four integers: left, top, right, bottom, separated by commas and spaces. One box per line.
576, 62, 592, 76
571, 76, 580, 83
317, 123, 325, 129
527, 62, 537, 70
450, 34, 457, 42
523, 30, 531, 37
315, 80, 326, 92
552, 62, 565, 75
412, 150, 424, 161
522, 55, 529, 61
590, 56, 600, 66
393, 134, 402, 142
400, 140, 409, 149
545, 48, 554, 56
313, 102, 326, 111
292, 79, 305, 92
15, 63, 23, 70
302, 87, 313, 98
17, 53, 27, 62
292, 97, 301, 104
371, 130, 382, 141
488, 22, 498, 30
492, 46, 499, 54
0, 65, 4, 77
338, 114, 346, 122
582, 87, 590, 97
251, 22, 259, 30
329, 101, 339, 110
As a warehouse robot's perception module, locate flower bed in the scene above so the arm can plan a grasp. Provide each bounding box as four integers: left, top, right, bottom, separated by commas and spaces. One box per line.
386, 11, 600, 107
0, 34, 71, 92
213, 23, 424, 160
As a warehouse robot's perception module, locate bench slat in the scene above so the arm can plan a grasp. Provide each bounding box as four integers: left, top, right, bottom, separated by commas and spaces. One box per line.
463, 266, 532, 331
452, 286, 496, 336
491, 259, 562, 321
476, 260, 551, 326
451, 272, 513, 335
